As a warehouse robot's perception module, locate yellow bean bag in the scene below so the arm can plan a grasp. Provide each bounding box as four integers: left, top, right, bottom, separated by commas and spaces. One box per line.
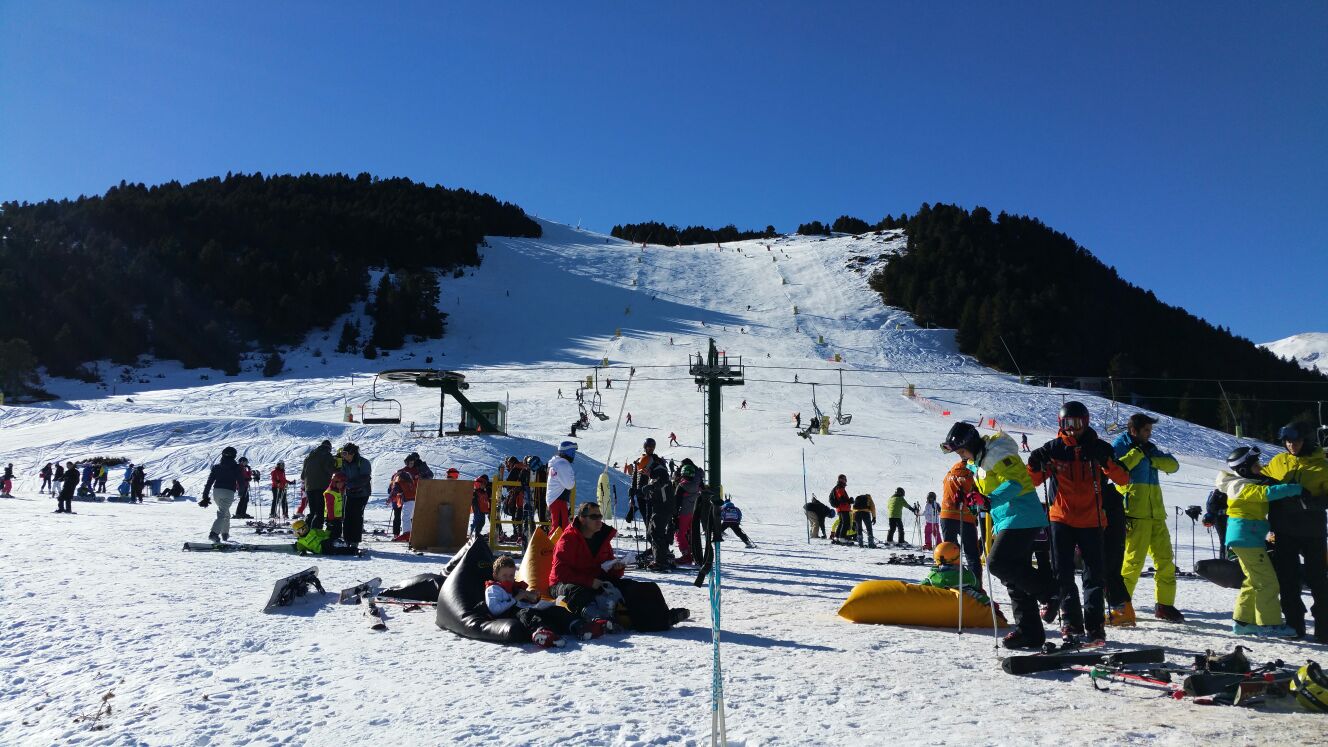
839, 580, 1006, 628
519, 526, 556, 598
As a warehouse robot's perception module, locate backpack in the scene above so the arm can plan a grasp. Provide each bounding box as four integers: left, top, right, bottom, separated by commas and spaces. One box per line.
852, 493, 872, 511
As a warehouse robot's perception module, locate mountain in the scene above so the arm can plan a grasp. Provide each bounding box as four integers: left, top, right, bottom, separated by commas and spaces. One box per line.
1261, 332, 1328, 374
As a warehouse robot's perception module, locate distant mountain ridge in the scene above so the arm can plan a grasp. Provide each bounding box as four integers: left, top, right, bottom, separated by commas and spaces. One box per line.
1261, 332, 1328, 374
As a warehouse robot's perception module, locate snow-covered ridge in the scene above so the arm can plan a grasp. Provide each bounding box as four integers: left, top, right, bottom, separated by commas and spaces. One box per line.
1261, 331, 1328, 374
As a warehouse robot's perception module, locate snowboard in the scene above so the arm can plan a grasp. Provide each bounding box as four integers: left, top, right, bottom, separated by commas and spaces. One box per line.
264, 566, 325, 612
182, 541, 294, 553
1002, 646, 1166, 675
339, 577, 382, 604
1194, 558, 1244, 590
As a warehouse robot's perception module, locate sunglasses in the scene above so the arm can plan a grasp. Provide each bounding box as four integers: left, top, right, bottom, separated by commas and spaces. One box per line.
584, 513, 603, 520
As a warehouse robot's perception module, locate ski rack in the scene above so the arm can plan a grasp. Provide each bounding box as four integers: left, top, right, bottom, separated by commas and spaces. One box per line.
488, 479, 576, 553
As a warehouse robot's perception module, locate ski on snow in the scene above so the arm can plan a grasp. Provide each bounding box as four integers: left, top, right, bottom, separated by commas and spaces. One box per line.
182, 541, 294, 553
1002, 646, 1166, 675
338, 577, 382, 604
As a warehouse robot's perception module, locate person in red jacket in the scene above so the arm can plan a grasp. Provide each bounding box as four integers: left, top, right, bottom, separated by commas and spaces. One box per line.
471, 475, 492, 538
828, 474, 853, 543
269, 462, 291, 520
549, 502, 625, 624
1027, 401, 1131, 643
388, 468, 418, 542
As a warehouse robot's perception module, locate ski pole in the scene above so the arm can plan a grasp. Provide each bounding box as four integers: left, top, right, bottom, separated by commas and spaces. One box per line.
956, 516, 965, 635
979, 508, 999, 653
1173, 506, 1180, 570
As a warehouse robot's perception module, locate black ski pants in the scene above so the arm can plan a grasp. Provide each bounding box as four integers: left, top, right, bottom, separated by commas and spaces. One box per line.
721, 522, 752, 546
57, 490, 73, 513
1050, 522, 1106, 631
989, 526, 1057, 640
343, 493, 370, 546
308, 482, 328, 529
834, 510, 852, 541
942, 518, 984, 590
515, 605, 578, 635
270, 488, 288, 519
1272, 534, 1328, 636
887, 517, 906, 544
391, 503, 402, 536
234, 487, 249, 518
1103, 500, 1131, 608
550, 582, 601, 620
854, 512, 874, 546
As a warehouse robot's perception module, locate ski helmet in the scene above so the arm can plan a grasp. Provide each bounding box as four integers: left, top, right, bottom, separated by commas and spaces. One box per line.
558, 440, 578, 458
934, 541, 961, 566
941, 421, 983, 456
837, 474, 847, 484
1278, 422, 1316, 446
291, 518, 309, 537
644, 437, 656, 449
1226, 445, 1261, 476
1059, 401, 1090, 431
221, 446, 237, 459
525, 455, 543, 472
329, 470, 346, 485
1290, 661, 1328, 712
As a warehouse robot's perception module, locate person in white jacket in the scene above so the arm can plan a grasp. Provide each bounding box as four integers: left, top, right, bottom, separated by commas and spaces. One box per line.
922, 491, 942, 550
546, 441, 577, 530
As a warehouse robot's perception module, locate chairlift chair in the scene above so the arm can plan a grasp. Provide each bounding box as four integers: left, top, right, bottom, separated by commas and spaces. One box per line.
591, 390, 609, 421
835, 369, 853, 425
361, 374, 403, 425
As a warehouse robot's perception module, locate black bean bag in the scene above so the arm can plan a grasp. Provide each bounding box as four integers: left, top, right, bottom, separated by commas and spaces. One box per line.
615, 577, 674, 632
379, 573, 444, 603
434, 537, 529, 643
1195, 558, 1244, 590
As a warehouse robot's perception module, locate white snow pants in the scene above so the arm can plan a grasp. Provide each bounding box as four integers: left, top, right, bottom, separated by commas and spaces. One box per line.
402, 500, 415, 534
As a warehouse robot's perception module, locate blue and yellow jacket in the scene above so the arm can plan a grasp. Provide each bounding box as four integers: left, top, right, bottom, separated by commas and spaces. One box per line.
1214, 471, 1302, 549
969, 432, 1047, 533
1111, 433, 1180, 519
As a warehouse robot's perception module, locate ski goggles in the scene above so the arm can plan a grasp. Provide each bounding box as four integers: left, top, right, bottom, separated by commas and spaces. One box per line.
1060, 416, 1088, 431
1278, 424, 1306, 442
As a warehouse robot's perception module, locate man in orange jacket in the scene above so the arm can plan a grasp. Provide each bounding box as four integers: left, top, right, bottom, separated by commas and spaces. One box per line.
1027, 402, 1130, 643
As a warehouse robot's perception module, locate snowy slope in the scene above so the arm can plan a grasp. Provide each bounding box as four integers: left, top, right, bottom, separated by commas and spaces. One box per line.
1262, 332, 1328, 375
0, 220, 1321, 746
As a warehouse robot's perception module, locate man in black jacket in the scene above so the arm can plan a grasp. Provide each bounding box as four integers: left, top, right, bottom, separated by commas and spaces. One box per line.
201, 447, 244, 542
338, 443, 373, 549
302, 440, 336, 529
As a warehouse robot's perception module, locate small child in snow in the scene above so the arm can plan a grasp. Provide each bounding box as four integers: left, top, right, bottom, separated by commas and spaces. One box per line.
919, 542, 1001, 618
486, 555, 595, 646
720, 498, 755, 548
921, 492, 941, 550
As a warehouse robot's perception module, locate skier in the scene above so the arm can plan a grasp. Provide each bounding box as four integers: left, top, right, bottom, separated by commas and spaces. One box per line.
630, 437, 668, 537
884, 487, 916, 545
1, 463, 13, 497
1113, 413, 1186, 623
200, 446, 245, 542
301, 440, 336, 529
1264, 421, 1328, 642
95, 464, 108, 493
674, 461, 704, 564
719, 497, 755, 547
828, 475, 853, 544
852, 492, 877, 548
941, 459, 983, 581
626, 412, 633, 426
406, 451, 435, 480
338, 443, 373, 550
546, 441, 577, 532
942, 421, 1055, 650
803, 495, 834, 538
1101, 480, 1135, 628
233, 457, 253, 518
322, 471, 348, 543
919, 542, 996, 609
1027, 401, 1131, 644
52, 462, 64, 495
668, 432, 679, 447
793, 412, 801, 429
39, 462, 53, 494
130, 464, 147, 503
470, 474, 491, 538
641, 457, 678, 570
269, 461, 290, 519
55, 460, 78, 513
1217, 445, 1301, 637
291, 516, 359, 556
445, 467, 460, 479
740, 400, 747, 409
1020, 433, 1030, 452
921, 492, 941, 550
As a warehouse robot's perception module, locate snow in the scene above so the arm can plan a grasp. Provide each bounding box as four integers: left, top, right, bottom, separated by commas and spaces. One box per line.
1, 221, 1323, 745
1261, 332, 1328, 375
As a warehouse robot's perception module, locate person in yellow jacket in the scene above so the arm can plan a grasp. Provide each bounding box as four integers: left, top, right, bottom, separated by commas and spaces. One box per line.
851, 493, 877, 548
1263, 422, 1328, 642
1112, 416, 1185, 623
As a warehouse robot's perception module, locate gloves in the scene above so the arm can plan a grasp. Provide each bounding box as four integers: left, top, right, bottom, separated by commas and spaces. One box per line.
964, 491, 990, 512
1142, 442, 1159, 458
200, 496, 211, 508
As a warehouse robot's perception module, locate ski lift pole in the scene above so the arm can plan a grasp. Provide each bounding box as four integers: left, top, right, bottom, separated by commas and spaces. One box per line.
802, 448, 809, 544
599, 373, 634, 527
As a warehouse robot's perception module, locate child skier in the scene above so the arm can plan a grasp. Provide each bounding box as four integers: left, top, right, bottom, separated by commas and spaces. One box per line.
387, 468, 417, 542
885, 487, 917, 545
921, 492, 941, 550
919, 542, 999, 613
1, 464, 13, 497
323, 471, 347, 544
852, 493, 876, 548
292, 517, 360, 556
1217, 446, 1301, 638
471, 474, 492, 539
720, 497, 755, 548
486, 555, 595, 647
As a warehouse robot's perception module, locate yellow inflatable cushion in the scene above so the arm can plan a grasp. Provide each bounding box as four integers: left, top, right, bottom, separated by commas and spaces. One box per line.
839, 579, 1006, 628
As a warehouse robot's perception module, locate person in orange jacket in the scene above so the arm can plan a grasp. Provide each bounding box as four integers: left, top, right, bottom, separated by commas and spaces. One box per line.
1027, 402, 1130, 643
941, 459, 984, 586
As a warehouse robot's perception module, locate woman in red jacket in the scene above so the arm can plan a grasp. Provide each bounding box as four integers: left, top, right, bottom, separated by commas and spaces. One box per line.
549, 502, 625, 622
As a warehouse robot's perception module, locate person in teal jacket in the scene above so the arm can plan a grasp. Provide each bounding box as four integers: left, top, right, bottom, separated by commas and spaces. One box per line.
1112, 414, 1185, 623
1217, 446, 1301, 638
942, 422, 1053, 649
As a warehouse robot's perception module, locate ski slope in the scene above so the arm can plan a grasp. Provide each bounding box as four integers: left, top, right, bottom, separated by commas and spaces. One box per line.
0, 220, 1322, 746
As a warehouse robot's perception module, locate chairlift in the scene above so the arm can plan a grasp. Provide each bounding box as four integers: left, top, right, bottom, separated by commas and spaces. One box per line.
810, 383, 825, 423
590, 390, 610, 421
360, 375, 403, 425
835, 369, 853, 425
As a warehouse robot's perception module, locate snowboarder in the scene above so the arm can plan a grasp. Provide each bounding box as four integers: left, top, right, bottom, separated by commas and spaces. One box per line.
338, 443, 373, 550
1027, 401, 1131, 644
55, 461, 78, 513
301, 440, 336, 529
828, 475, 853, 543
921, 492, 941, 550
719, 498, 755, 547
1113, 414, 1186, 623
165, 479, 185, 499
884, 488, 917, 545
1264, 421, 1328, 642
1218, 445, 1301, 638
200, 447, 245, 542
943, 421, 1055, 650
547, 441, 577, 531
668, 432, 679, 447
292, 516, 359, 556
852, 493, 877, 548
39, 462, 53, 494
269, 462, 290, 519
1020, 433, 1030, 452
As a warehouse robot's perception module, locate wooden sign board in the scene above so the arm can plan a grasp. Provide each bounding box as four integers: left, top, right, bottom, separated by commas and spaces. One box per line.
410, 479, 472, 553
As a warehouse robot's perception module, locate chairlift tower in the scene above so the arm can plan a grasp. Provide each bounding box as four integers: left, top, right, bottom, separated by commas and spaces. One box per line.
688, 339, 744, 510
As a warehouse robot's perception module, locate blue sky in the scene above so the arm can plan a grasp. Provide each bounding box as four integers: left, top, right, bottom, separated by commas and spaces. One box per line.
2, 1, 1325, 343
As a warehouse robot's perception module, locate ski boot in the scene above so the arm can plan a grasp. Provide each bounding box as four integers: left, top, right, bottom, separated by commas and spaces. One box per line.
531, 627, 566, 648
1154, 604, 1186, 623
1106, 602, 1136, 627
1085, 626, 1107, 646
1001, 629, 1046, 651
208, 532, 221, 543
1040, 596, 1060, 624
669, 608, 691, 626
